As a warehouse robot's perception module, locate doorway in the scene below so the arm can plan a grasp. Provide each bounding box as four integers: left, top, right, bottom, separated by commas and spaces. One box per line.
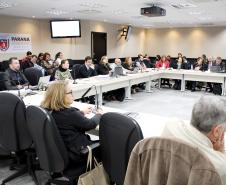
91, 32, 107, 64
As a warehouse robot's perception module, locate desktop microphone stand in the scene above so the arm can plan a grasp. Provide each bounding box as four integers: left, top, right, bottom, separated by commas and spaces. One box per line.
81, 85, 100, 110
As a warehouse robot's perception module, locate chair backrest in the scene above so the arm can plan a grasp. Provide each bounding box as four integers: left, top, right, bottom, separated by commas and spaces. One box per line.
72, 64, 81, 79
24, 67, 43, 86
124, 137, 222, 185
0, 72, 8, 91
99, 112, 143, 185
1, 60, 9, 71
0, 92, 32, 152
26, 106, 69, 173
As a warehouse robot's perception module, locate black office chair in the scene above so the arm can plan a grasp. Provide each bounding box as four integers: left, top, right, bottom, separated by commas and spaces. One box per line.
99, 112, 144, 185
1, 60, 9, 71
72, 64, 81, 79
0, 92, 38, 185
26, 106, 90, 185
24, 67, 43, 86
0, 72, 8, 91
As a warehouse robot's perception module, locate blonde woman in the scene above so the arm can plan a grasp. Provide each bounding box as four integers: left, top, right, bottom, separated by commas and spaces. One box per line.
41, 80, 102, 163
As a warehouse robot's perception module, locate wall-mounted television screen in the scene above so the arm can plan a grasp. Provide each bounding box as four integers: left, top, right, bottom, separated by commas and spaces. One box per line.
50, 20, 81, 38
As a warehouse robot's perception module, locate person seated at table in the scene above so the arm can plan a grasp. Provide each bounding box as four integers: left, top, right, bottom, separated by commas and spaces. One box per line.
210, 57, 223, 94
55, 59, 73, 81
54, 52, 64, 68
21, 51, 34, 70
135, 54, 147, 71
77, 56, 97, 78
123, 57, 135, 71
31, 55, 45, 76
4, 57, 29, 90
77, 56, 97, 104
201, 54, 209, 71
107, 58, 126, 101
191, 57, 206, 92
111, 58, 129, 74
155, 55, 171, 88
96, 56, 111, 75
41, 80, 103, 164
41, 52, 55, 75
143, 54, 153, 68
173, 57, 187, 90
37, 53, 44, 66
155, 55, 170, 69
161, 96, 226, 184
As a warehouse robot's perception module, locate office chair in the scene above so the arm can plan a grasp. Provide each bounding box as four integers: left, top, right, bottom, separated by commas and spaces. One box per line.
99, 112, 143, 185
24, 67, 43, 86
72, 64, 81, 79
26, 106, 99, 185
124, 137, 222, 185
0, 92, 39, 185
0, 72, 8, 91
1, 60, 9, 72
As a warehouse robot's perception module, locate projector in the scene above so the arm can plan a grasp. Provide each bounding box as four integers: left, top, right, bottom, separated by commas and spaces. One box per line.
141, 6, 166, 17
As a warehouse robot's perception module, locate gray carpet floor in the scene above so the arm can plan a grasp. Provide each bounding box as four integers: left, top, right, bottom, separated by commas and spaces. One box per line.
1, 88, 225, 185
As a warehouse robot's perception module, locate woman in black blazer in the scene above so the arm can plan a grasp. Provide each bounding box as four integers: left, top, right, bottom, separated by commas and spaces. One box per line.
41, 80, 102, 163
96, 56, 112, 75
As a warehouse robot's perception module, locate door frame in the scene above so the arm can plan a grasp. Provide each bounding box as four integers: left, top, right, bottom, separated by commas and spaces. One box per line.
91, 31, 107, 59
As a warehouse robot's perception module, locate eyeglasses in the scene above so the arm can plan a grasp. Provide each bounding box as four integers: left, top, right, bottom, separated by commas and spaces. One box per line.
66, 91, 73, 95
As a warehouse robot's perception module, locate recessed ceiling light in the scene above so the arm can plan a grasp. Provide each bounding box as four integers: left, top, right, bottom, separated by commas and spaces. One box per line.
77, 9, 102, 14
80, 2, 106, 8
46, 9, 68, 15
198, 16, 212, 21
189, 11, 203, 15
0, 1, 14, 9
32, 16, 36, 18
131, 16, 143, 19
143, 24, 153, 27
113, 9, 128, 15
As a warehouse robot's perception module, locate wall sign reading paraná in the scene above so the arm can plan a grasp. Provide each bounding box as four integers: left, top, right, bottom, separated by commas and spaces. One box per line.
0, 33, 32, 53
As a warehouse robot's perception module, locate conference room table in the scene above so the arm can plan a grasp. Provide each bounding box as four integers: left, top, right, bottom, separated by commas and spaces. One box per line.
23, 92, 176, 139
70, 69, 226, 106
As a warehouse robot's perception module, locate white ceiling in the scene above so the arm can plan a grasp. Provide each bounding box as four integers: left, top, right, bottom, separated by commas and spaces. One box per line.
1, 0, 226, 28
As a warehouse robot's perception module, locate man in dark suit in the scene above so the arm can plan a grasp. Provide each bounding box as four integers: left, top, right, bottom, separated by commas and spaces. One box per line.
4, 57, 28, 90
78, 56, 97, 78
78, 56, 97, 104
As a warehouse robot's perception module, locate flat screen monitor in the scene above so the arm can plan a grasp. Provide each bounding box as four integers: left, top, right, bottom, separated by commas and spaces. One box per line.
50, 20, 81, 38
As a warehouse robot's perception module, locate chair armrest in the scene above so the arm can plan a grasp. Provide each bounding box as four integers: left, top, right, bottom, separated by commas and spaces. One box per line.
80, 142, 100, 155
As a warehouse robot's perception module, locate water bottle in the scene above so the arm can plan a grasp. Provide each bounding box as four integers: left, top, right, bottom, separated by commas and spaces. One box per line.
191, 64, 193, 70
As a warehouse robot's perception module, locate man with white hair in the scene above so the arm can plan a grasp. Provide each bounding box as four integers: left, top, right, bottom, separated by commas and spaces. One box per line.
162, 96, 226, 183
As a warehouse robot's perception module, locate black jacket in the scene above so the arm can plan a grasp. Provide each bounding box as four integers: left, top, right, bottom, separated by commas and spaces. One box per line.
78, 64, 97, 78
4, 68, 28, 90
52, 107, 101, 161
96, 63, 111, 75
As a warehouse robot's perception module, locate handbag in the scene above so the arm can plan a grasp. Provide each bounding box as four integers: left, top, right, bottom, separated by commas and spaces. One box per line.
78, 146, 110, 185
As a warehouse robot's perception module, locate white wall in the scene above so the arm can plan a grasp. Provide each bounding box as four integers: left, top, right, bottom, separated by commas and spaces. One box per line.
1, 15, 226, 61
0, 15, 146, 60
145, 27, 226, 58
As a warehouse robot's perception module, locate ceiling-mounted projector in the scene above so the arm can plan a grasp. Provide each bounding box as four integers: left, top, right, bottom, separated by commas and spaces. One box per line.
141, 6, 166, 17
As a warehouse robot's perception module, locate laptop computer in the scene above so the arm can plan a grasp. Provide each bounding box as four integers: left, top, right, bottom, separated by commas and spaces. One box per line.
114, 66, 125, 76
30, 75, 51, 90
210, 66, 221, 73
